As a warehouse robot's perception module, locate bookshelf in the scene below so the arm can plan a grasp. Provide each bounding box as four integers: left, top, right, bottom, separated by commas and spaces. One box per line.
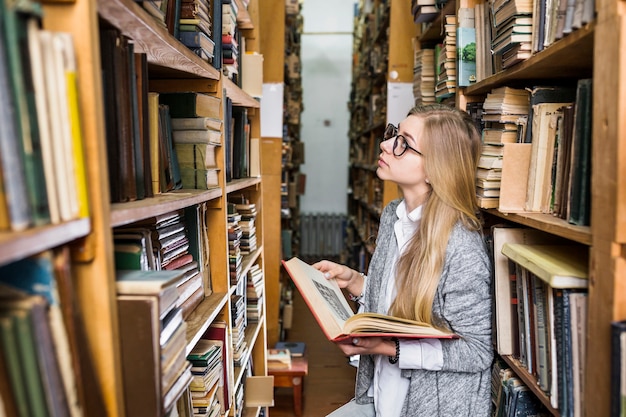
0, 0, 275, 416
347, 0, 414, 271
348, 0, 626, 416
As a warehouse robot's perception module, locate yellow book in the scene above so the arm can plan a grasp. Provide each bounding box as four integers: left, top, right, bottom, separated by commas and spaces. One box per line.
501, 243, 589, 288
148, 92, 161, 195
62, 35, 90, 219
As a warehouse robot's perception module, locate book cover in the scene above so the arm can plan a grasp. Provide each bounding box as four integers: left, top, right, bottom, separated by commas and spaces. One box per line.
175, 143, 219, 169
0, 0, 32, 231
171, 117, 222, 131
117, 295, 162, 416
115, 269, 185, 295
3, 5, 50, 225
159, 92, 221, 118
282, 257, 456, 341
567, 78, 592, 226
0, 296, 71, 417
501, 243, 589, 288
498, 143, 531, 213
611, 320, 626, 417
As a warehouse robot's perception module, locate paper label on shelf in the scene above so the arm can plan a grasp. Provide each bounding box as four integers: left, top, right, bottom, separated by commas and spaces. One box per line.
386, 82, 415, 127
261, 83, 284, 137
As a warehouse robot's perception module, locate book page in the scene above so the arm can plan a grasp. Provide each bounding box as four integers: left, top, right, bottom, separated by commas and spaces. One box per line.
282, 257, 354, 340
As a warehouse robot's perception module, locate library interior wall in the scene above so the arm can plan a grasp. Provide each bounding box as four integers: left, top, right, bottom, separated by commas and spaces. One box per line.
299, 0, 355, 214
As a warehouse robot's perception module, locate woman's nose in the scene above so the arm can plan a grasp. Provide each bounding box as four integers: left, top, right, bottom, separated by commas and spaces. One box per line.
380, 138, 393, 153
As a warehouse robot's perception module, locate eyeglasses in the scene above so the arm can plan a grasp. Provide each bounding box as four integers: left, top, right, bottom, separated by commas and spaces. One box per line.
383, 124, 423, 157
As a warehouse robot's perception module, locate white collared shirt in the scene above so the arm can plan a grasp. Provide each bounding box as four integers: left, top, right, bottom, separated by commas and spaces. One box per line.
367, 200, 444, 417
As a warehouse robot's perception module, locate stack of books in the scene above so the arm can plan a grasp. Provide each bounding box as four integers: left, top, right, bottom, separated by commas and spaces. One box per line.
187, 339, 224, 416
231, 198, 257, 254
178, 0, 214, 63
116, 269, 193, 416
478, 86, 530, 208
113, 209, 206, 319
267, 348, 292, 369
413, 48, 436, 105
159, 92, 223, 190
489, 0, 533, 68
435, 15, 457, 101
245, 263, 264, 323
227, 203, 244, 288
222, 0, 239, 80
230, 293, 247, 367
412, 0, 441, 23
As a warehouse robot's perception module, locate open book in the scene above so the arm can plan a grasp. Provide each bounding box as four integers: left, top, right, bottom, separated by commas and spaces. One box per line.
282, 257, 456, 341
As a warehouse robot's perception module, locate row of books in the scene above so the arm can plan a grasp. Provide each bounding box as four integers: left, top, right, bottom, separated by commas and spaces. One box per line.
0, 249, 87, 416
491, 226, 588, 415
113, 206, 211, 320
0, 4, 89, 232
475, 80, 592, 227
412, 0, 594, 103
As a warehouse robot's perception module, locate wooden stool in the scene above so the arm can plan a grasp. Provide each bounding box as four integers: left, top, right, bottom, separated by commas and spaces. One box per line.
268, 356, 309, 416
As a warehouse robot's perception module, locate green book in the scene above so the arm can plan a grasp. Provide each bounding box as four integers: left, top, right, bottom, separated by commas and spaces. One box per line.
1, 2, 50, 225
0, 314, 31, 417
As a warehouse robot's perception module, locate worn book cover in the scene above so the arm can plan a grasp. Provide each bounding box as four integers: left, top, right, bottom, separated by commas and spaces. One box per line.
282, 257, 456, 341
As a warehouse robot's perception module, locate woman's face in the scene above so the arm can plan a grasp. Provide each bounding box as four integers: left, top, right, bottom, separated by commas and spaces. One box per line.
376, 115, 431, 205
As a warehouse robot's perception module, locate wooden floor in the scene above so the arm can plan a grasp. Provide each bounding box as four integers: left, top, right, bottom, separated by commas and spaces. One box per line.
268, 290, 357, 417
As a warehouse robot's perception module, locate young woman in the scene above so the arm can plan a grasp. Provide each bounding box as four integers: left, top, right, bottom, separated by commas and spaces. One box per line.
314, 104, 493, 416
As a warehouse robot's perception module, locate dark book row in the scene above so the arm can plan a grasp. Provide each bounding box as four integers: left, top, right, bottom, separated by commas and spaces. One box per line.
0, 3, 89, 232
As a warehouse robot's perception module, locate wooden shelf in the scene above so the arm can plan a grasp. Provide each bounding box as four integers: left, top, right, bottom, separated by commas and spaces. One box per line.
466, 23, 595, 96
184, 292, 229, 355
235, 0, 254, 30
484, 209, 592, 245
110, 189, 223, 227
0, 218, 91, 267
224, 78, 260, 108
226, 177, 262, 194
97, 0, 220, 80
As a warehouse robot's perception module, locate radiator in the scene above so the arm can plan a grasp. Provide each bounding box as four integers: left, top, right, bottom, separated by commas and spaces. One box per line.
300, 212, 346, 257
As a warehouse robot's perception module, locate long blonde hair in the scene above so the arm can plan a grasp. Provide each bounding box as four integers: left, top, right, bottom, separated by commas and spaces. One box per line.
389, 104, 482, 327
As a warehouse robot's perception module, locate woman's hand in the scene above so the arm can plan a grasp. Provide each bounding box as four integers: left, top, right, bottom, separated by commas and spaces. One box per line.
335, 337, 397, 357
312, 260, 364, 297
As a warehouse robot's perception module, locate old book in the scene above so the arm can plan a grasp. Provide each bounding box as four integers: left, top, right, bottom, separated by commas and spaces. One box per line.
171, 117, 222, 131
159, 92, 221, 119
115, 269, 184, 318
180, 167, 220, 189
267, 348, 292, 369
3, 5, 50, 225
0, 295, 71, 417
525, 103, 570, 212
567, 79, 592, 226
202, 320, 231, 413
501, 243, 589, 288
610, 320, 626, 417
172, 128, 222, 145
116, 295, 166, 416
0, 2, 31, 231
282, 257, 457, 341
498, 143, 531, 213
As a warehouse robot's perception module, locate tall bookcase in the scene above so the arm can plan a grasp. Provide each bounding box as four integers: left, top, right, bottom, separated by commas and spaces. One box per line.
348, 0, 626, 415
347, 0, 414, 271
0, 0, 275, 416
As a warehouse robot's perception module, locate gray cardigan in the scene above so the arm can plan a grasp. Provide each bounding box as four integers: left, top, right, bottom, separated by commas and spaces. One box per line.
354, 199, 493, 416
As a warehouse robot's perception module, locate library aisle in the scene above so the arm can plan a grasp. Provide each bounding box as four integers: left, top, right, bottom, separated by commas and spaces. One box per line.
270, 290, 357, 416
